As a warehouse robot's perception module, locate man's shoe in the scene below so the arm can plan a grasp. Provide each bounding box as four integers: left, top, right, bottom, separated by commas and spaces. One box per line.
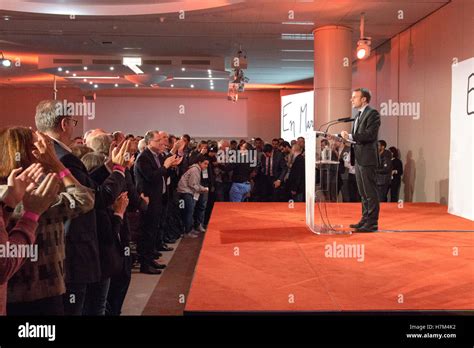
163, 237, 177, 244
152, 251, 163, 258
354, 225, 378, 233
349, 222, 365, 229
151, 261, 167, 269
140, 265, 162, 274
196, 224, 206, 233
158, 244, 174, 252
185, 232, 199, 238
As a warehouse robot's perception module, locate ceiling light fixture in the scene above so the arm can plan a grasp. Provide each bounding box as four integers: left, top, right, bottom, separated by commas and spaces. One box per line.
281, 33, 314, 41
109, 66, 114, 71
170, 84, 174, 88
155, 67, 160, 71
114, 83, 119, 87
123, 57, 143, 75
57, 67, 63, 72
83, 66, 88, 70
94, 84, 98, 88
0, 52, 12, 68
356, 12, 371, 60
281, 21, 315, 25
181, 67, 186, 72
190, 84, 194, 88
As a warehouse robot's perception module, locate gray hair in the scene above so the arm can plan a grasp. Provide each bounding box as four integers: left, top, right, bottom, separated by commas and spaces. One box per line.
138, 138, 147, 152
35, 100, 64, 132
81, 152, 107, 173
144, 130, 159, 145
88, 133, 112, 156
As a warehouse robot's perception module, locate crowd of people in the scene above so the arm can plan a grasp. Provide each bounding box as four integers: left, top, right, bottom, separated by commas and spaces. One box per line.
0, 99, 405, 316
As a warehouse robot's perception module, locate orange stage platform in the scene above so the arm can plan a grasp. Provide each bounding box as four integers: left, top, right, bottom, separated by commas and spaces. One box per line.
185, 203, 474, 313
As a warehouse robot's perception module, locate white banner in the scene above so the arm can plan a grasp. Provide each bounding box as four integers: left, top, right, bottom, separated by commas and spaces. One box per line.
448, 57, 474, 220
281, 91, 314, 141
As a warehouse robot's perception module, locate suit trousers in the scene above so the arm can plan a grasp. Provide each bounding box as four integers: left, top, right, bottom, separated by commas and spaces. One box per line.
355, 163, 380, 226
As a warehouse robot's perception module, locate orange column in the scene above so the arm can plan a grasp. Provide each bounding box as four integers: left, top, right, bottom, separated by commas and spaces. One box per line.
313, 25, 353, 133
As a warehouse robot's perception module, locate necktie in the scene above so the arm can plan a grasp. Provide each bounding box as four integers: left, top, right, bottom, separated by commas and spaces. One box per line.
353, 111, 362, 133
153, 153, 166, 194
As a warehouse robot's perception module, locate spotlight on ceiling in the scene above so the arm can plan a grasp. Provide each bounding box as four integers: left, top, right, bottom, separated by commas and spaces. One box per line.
0, 53, 12, 68
83, 66, 88, 70
190, 84, 194, 88
170, 84, 174, 88
181, 67, 186, 72
109, 66, 114, 71
114, 83, 119, 87
57, 67, 63, 72
356, 13, 371, 60
155, 67, 160, 71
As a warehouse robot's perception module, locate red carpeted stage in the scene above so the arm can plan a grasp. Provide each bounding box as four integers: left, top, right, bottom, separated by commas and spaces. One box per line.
185, 203, 474, 313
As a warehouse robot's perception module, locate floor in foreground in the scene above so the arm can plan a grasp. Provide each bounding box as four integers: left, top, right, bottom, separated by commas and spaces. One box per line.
184, 202, 474, 312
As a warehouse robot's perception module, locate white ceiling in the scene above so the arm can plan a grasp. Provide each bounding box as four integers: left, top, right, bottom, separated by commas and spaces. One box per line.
0, 0, 450, 88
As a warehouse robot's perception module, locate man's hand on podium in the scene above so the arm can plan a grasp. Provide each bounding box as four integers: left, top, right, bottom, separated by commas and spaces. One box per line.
341, 131, 350, 141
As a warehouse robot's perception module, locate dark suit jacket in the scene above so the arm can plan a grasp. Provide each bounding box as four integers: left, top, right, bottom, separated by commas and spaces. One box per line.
54, 142, 125, 283
134, 148, 171, 215
350, 105, 381, 166
376, 149, 393, 186
258, 150, 288, 182
287, 154, 305, 194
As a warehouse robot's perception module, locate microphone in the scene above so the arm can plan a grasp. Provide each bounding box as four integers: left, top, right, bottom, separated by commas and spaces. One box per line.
337, 117, 355, 122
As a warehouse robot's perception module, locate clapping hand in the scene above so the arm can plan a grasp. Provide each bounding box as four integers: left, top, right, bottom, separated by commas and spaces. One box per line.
32, 131, 65, 173
111, 140, 133, 167
163, 155, 182, 169
4, 163, 44, 208
22, 172, 60, 215
112, 191, 129, 218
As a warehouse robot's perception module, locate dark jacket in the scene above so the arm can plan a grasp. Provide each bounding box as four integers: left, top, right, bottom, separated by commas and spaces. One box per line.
54, 142, 125, 284
350, 106, 381, 166
258, 150, 288, 182
376, 149, 393, 186
287, 153, 305, 194
134, 148, 170, 199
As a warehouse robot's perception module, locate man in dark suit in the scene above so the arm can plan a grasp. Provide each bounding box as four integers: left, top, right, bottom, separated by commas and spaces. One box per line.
134, 130, 182, 274
254, 144, 287, 201
287, 143, 305, 202
341, 88, 381, 232
376, 140, 393, 202
34, 100, 128, 315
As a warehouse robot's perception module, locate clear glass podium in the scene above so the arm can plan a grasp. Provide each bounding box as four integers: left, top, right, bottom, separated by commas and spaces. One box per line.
305, 131, 352, 235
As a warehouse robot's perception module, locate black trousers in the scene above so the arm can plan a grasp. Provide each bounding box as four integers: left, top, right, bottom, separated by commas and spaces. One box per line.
377, 184, 390, 202
390, 178, 401, 202
355, 163, 380, 226
342, 174, 360, 202
139, 198, 163, 264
